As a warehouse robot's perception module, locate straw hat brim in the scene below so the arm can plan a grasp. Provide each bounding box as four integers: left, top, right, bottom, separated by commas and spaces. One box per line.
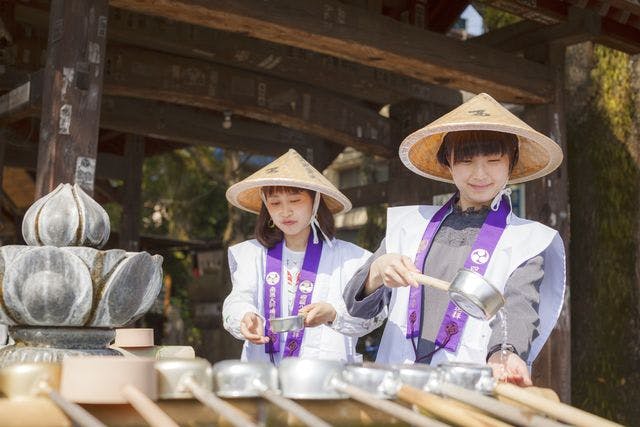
226, 177, 352, 215
399, 96, 564, 184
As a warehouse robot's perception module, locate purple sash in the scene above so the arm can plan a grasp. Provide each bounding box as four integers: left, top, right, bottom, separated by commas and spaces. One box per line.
407, 194, 510, 354
263, 237, 323, 358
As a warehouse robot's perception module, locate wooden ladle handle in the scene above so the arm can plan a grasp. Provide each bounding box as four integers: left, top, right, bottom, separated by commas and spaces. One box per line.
121, 384, 179, 427
494, 383, 623, 427
396, 385, 510, 427
411, 272, 451, 291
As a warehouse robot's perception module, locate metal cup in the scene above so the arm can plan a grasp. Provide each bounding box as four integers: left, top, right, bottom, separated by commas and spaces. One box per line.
448, 269, 505, 320
269, 314, 305, 333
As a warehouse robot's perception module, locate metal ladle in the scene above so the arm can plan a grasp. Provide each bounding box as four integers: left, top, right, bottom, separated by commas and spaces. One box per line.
278, 359, 447, 427
412, 269, 505, 319
212, 360, 331, 427
0, 362, 106, 427
155, 358, 259, 427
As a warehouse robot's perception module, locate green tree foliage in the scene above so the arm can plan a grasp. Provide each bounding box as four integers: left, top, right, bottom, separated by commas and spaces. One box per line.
142, 146, 229, 241
568, 44, 640, 423
473, 3, 521, 32
140, 146, 231, 346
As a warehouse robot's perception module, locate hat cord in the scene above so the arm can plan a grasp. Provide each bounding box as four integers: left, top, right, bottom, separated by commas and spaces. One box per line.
310, 192, 333, 248
490, 180, 513, 223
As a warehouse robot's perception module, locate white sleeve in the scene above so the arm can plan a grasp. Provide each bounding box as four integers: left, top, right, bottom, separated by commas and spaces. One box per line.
329, 243, 387, 337
222, 246, 264, 340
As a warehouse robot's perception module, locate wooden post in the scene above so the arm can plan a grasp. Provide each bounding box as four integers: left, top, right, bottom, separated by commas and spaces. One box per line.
523, 43, 571, 403
35, 0, 108, 198
388, 99, 460, 206
119, 134, 145, 252
0, 131, 6, 242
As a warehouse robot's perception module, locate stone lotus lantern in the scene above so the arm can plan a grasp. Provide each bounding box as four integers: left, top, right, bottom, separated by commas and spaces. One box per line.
0, 184, 163, 367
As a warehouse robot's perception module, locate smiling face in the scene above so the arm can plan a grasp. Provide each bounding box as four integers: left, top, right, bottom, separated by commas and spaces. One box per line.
449, 152, 511, 210
436, 130, 518, 210
264, 189, 314, 240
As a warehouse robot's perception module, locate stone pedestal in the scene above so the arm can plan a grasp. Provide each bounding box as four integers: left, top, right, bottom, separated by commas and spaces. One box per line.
0, 184, 163, 366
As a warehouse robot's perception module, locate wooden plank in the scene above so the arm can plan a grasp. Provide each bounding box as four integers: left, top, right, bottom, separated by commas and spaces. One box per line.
119, 134, 144, 251
35, 0, 109, 198
108, 0, 553, 103
12, 3, 463, 107
103, 44, 392, 156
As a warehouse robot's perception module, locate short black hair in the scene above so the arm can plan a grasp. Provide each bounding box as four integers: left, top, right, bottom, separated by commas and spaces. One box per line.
436, 130, 519, 172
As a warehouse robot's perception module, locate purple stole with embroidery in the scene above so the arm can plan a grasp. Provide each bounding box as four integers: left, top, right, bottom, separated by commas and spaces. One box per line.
407, 194, 510, 354
263, 237, 323, 358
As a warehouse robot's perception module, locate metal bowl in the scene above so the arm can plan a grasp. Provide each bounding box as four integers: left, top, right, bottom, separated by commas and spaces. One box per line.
448, 269, 505, 320
0, 362, 61, 398
278, 359, 347, 400
437, 362, 495, 394
342, 365, 399, 399
270, 314, 305, 333
156, 358, 212, 399
211, 360, 278, 398
392, 364, 440, 392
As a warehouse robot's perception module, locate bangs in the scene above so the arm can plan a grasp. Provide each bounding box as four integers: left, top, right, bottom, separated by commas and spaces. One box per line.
436, 130, 519, 170
262, 186, 310, 197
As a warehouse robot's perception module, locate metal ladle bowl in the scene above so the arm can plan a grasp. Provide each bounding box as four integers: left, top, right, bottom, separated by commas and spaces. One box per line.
413, 269, 505, 320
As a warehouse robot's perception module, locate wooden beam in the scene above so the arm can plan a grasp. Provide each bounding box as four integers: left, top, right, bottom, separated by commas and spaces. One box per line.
524, 44, 571, 403
100, 96, 323, 156
104, 7, 461, 106
472, 7, 601, 52
13, 3, 464, 106
0, 69, 42, 124
3, 142, 126, 181
479, 0, 640, 54
108, 0, 553, 103
0, 130, 6, 232
119, 134, 144, 251
0, 69, 331, 158
35, 0, 109, 198
427, 0, 470, 33
103, 44, 392, 156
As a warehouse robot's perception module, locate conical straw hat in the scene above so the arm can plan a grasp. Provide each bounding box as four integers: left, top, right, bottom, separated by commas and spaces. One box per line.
399, 93, 563, 184
226, 149, 351, 214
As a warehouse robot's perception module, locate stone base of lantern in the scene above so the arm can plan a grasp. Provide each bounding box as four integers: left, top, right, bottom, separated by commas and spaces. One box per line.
0, 326, 120, 367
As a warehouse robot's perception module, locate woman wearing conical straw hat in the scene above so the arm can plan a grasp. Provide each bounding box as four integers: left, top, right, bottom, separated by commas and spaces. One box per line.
344, 93, 566, 385
223, 149, 384, 363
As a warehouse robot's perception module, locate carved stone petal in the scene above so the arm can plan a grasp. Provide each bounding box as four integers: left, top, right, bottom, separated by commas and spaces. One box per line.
3, 247, 93, 326
0, 247, 27, 325
63, 247, 127, 283
36, 184, 80, 247
90, 252, 163, 327
130, 254, 164, 321
22, 183, 64, 246
75, 184, 111, 248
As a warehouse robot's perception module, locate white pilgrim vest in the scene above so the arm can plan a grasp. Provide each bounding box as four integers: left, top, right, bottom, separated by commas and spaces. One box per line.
376, 205, 566, 367
223, 239, 381, 364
